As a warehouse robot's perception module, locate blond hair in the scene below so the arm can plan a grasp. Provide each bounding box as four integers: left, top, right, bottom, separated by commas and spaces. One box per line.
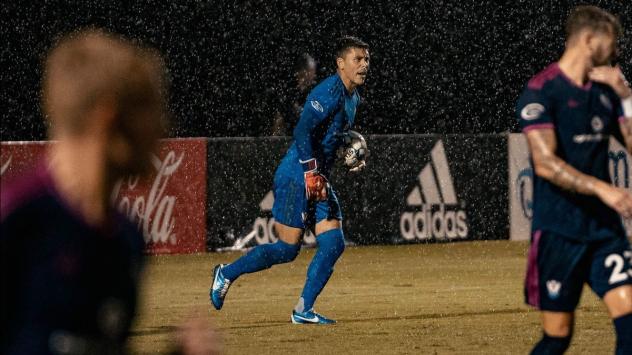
42, 28, 167, 135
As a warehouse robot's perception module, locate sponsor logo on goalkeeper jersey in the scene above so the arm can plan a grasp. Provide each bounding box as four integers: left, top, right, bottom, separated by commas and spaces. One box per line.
311, 100, 324, 113
400, 140, 469, 241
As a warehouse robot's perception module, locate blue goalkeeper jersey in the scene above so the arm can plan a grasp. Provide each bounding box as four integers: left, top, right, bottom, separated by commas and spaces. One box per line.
278, 73, 360, 179
516, 62, 626, 242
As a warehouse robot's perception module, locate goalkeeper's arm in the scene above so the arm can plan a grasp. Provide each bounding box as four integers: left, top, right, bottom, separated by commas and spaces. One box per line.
294, 101, 329, 201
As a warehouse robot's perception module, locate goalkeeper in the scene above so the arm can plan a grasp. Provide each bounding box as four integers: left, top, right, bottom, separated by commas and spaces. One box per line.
211, 36, 370, 324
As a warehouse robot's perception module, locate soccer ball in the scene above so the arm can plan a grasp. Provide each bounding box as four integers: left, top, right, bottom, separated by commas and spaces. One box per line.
337, 130, 369, 169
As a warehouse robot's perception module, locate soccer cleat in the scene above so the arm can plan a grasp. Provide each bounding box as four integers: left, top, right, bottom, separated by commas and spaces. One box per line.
210, 264, 232, 310
291, 309, 336, 325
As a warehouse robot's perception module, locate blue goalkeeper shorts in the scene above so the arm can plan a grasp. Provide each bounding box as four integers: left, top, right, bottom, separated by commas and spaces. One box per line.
271, 171, 342, 230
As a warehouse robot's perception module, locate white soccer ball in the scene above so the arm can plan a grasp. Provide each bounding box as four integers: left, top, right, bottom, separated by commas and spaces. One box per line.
337, 130, 368, 169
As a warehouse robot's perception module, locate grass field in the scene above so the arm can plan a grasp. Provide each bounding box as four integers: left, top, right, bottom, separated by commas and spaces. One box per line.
129, 241, 616, 354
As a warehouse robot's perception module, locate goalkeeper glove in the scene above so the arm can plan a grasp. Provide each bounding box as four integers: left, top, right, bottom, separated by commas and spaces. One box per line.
301, 158, 328, 201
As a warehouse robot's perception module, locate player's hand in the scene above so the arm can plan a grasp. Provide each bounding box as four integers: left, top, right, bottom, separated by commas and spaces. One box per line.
349, 160, 366, 173
589, 65, 632, 99
595, 182, 632, 218
174, 316, 222, 355
305, 171, 328, 201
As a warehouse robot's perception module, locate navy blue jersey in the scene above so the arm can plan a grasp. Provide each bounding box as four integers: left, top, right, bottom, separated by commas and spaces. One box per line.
0, 165, 145, 354
517, 62, 626, 242
278, 73, 360, 179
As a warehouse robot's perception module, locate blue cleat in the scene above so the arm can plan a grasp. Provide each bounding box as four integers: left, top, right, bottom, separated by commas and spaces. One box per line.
210, 264, 232, 310
291, 309, 336, 325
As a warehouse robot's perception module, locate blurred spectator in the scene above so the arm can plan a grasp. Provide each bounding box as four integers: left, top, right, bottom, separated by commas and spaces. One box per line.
271, 53, 317, 136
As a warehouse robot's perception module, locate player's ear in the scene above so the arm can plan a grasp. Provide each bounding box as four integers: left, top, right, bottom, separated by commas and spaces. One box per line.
583, 31, 597, 52
336, 57, 344, 70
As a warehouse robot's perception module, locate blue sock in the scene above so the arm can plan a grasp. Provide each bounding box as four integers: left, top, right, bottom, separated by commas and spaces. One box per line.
296, 228, 345, 312
614, 313, 632, 355
221, 239, 300, 281
531, 332, 572, 355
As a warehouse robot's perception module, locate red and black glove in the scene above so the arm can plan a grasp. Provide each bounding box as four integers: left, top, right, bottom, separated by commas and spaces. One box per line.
301, 159, 328, 201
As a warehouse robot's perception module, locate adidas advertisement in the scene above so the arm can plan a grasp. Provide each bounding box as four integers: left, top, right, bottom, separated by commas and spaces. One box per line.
206, 135, 509, 250
206, 137, 290, 250
382, 136, 508, 243
400, 141, 468, 240
355, 135, 509, 244
217, 190, 317, 252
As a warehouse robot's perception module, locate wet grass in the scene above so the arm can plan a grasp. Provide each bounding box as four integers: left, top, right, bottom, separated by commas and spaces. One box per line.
130, 241, 614, 354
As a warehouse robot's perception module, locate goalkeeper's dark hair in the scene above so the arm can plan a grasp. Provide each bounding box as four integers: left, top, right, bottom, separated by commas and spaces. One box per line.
566, 5, 622, 41
334, 36, 369, 61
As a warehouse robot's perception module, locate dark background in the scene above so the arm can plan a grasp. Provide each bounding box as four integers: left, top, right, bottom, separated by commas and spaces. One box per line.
1, 1, 630, 141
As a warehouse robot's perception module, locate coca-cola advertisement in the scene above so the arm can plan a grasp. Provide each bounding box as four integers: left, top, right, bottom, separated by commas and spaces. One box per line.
1, 138, 207, 255
0, 141, 48, 179
113, 139, 207, 254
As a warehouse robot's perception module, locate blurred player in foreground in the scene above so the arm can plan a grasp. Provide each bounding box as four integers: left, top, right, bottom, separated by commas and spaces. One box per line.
0, 29, 169, 354
517, 6, 632, 354
211, 36, 370, 324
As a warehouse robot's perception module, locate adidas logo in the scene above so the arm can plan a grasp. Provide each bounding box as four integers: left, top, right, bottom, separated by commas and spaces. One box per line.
400, 140, 468, 241
253, 190, 277, 245
218, 190, 278, 251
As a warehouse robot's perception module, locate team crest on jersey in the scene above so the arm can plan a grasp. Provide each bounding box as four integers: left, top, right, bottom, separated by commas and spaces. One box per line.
546, 280, 561, 299
591, 116, 604, 133
600, 94, 612, 111
521, 103, 545, 121
311, 100, 324, 113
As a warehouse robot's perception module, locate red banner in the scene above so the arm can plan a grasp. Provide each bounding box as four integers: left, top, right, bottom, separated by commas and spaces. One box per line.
0, 141, 48, 179
1, 139, 207, 255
